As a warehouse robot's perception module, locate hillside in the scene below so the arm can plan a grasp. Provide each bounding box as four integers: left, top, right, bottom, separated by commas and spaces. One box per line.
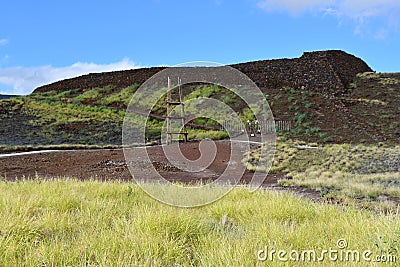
1, 50, 399, 151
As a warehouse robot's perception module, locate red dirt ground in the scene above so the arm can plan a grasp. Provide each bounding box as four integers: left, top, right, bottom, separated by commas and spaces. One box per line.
0, 141, 322, 201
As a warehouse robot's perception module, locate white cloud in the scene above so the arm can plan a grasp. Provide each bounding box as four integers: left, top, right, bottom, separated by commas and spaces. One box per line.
0, 58, 140, 95
258, 0, 400, 38
0, 39, 8, 46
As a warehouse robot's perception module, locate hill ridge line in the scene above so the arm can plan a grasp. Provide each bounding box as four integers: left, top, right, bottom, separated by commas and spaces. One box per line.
33, 50, 372, 94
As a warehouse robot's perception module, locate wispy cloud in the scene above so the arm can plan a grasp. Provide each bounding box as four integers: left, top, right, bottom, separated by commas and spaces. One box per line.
0, 58, 140, 95
257, 0, 400, 38
0, 38, 8, 46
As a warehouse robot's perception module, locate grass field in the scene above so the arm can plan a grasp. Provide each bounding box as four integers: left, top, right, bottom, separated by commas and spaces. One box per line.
244, 140, 400, 212
0, 178, 398, 266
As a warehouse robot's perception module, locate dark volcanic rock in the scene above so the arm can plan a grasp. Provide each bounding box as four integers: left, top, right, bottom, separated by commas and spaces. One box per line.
232, 50, 372, 93
33, 67, 166, 93
33, 50, 372, 94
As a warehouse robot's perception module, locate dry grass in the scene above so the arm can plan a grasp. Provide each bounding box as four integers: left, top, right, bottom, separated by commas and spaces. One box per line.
244, 140, 400, 211
0, 178, 398, 266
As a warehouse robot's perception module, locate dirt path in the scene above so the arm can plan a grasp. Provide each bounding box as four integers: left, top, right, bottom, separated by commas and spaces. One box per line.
0, 141, 322, 201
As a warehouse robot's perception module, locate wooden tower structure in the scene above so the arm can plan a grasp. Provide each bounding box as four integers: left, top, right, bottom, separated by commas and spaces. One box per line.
166, 77, 188, 144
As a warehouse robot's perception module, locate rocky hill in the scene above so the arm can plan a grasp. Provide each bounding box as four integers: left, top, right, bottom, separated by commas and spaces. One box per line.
34, 50, 372, 94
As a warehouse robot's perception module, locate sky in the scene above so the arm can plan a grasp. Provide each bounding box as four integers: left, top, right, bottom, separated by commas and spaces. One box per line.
0, 0, 399, 95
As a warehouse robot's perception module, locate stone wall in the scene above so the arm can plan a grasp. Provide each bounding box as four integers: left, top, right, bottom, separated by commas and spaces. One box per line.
33, 50, 372, 94
34, 67, 166, 93
233, 50, 373, 93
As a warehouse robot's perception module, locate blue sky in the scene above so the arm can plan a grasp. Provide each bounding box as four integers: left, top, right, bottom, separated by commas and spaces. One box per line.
0, 0, 399, 95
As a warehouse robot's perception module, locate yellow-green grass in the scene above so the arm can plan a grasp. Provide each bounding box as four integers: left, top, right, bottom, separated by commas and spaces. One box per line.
0, 178, 398, 266
188, 129, 229, 141
244, 140, 400, 211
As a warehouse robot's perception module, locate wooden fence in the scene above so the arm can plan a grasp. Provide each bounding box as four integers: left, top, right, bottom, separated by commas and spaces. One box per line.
220, 120, 291, 134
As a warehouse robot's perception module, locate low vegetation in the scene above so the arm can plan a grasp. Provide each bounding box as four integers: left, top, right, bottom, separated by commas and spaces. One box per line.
0, 179, 398, 266
188, 129, 229, 141
244, 140, 400, 211
0, 84, 248, 152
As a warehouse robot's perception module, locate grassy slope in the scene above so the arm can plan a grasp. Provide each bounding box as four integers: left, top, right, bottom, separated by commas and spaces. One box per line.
0, 179, 398, 266
263, 72, 400, 144
0, 84, 232, 151
1, 72, 399, 151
